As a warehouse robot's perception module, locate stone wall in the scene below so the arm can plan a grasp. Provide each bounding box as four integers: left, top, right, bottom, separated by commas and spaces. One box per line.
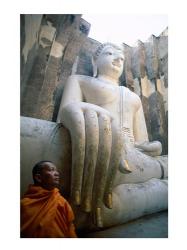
21, 14, 91, 121
76, 38, 101, 76
122, 32, 168, 154
21, 15, 168, 153
20, 14, 43, 102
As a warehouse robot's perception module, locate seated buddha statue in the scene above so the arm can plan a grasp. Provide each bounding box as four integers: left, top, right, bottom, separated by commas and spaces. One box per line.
57, 42, 168, 228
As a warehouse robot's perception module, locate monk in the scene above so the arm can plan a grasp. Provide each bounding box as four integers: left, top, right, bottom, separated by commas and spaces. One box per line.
21, 161, 77, 238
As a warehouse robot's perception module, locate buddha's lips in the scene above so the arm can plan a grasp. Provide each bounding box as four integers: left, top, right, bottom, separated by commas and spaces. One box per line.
112, 62, 121, 67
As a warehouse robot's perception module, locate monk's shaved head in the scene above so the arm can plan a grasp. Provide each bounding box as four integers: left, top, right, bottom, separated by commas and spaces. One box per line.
32, 160, 52, 183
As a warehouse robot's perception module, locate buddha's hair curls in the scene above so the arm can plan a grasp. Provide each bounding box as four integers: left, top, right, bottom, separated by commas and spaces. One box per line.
93, 42, 124, 60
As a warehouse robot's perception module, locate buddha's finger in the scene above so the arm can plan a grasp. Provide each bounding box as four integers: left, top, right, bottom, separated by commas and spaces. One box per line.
92, 114, 112, 227
81, 110, 99, 212
104, 121, 123, 209
135, 141, 162, 156
61, 105, 85, 205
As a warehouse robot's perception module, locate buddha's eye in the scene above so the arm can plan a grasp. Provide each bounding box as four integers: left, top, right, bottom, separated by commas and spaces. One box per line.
106, 51, 113, 55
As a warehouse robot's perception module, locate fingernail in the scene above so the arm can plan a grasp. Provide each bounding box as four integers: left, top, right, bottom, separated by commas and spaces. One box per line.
96, 207, 103, 228
124, 159, 132, 172
74, 190, 80, 205
107, 193, 113, 209
104, 193, 113, 209
82, 198, 91, 212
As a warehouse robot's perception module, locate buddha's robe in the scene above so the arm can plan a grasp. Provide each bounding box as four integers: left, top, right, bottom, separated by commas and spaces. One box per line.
21, 185, 77, 238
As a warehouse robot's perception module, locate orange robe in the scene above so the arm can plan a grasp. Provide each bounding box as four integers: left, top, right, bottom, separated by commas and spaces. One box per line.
21, 185, 77, 238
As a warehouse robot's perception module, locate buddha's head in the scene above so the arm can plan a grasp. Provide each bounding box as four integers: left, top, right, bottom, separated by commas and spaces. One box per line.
93, 43, 125, 79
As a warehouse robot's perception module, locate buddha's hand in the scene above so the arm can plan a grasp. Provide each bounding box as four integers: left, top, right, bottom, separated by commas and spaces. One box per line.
134, 141, 162, 156
59, 102, 123, 227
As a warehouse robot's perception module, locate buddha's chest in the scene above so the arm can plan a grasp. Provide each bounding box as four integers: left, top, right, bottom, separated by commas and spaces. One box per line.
80, 78, 119, 106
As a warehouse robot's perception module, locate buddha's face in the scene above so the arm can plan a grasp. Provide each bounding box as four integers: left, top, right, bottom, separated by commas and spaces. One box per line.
96, 46, 124, 78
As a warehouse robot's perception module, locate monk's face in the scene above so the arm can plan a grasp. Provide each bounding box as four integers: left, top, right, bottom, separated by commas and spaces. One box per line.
39, 162, 60, 190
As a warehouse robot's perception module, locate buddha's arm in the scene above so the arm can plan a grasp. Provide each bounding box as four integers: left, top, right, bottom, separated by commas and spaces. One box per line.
133, 101, 162, 156
57, 75, 83, 122
133, 101, 149, 144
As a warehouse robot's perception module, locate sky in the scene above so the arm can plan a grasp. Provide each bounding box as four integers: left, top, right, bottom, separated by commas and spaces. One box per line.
83, 14, 168, 46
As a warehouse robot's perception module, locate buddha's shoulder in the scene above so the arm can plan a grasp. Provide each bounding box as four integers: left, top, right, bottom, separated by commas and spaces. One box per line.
122, 87, 141, 108
123, 86, 140, 99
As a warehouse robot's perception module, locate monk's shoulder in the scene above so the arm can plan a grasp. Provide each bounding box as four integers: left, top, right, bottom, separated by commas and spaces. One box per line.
58, 194, 71, 208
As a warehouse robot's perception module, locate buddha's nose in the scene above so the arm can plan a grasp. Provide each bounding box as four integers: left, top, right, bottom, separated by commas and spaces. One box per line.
114, 54, 122, 61
113, 56, 122, 65
116, 58, 121, 63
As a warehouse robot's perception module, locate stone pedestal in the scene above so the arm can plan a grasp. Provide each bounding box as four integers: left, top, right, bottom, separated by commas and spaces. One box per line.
21, 116, 167, 231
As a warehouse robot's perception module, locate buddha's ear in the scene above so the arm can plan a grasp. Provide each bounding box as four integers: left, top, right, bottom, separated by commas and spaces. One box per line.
91, 56, 97, 77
